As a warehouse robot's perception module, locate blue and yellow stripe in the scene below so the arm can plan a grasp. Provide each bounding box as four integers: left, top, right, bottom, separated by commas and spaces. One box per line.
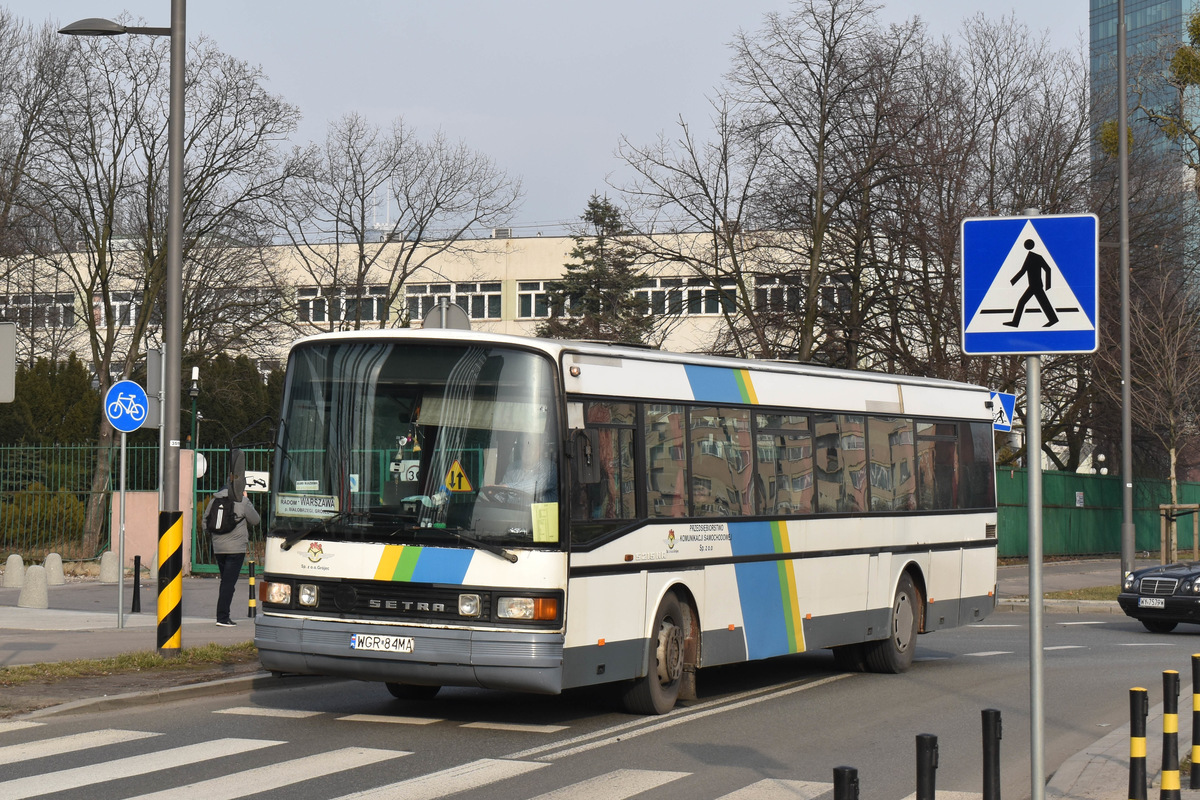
730, 521, 805, 658
373, 545, 473, 584
684, 365, 759, 405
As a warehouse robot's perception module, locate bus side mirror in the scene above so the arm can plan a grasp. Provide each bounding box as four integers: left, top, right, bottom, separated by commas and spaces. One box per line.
231, 448, 246, 497
573, 429, 600, 485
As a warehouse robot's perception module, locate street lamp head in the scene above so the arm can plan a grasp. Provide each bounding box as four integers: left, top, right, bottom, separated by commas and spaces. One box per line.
58, 18, 126, 36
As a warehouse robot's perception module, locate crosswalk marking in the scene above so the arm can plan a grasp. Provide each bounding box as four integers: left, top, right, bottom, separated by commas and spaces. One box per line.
527, 768, 690, 799
718, 779, 833, 799
461, 721, 569, 733
0, 728, 158, 766
125, 747, 409, 800
0, 737, 282, 799
0, 721, 41, 735
215, 706, 323, 718
332, 757, 549, 800
337, 713, 441, 725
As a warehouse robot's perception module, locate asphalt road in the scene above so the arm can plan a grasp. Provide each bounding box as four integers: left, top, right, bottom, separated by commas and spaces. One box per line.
1, 604, 1187, 800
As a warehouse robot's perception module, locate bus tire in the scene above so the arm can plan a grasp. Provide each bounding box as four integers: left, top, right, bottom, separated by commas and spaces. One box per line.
832, 642, 868, 672
622, 592, 685, 715
865, 573, 920, 674
385, 682, 441, 701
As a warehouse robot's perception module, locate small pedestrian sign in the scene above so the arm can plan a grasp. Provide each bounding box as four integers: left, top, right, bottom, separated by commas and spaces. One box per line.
990, 391, 1016, 432
962, 214, 1098, 354
104, 380, 148, 433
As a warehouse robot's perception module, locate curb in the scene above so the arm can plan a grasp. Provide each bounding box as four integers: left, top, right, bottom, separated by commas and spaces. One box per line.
996, 599, 1123, 614
20, 671, 339, 720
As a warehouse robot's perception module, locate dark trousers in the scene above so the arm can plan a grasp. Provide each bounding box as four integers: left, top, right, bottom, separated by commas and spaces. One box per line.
215, 552, 245, 623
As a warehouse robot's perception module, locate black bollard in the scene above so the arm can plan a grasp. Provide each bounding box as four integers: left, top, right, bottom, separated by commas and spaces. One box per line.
982, 708, 1002, 800
1163, 670, 1181, 800
130, 554, 141, 613
1131, 687, 1149, 800
916, 733, 938, 800
247, 559, 257, 618
1192, 655, 1200, 790
833, 766, 859, 800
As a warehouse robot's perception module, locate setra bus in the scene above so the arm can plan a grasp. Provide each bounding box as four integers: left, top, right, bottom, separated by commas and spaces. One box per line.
255, 329, 997, 714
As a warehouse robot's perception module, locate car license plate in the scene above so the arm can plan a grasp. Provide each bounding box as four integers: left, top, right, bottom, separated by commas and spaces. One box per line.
1138, 597, 1166, 609
350, 633, 415, 653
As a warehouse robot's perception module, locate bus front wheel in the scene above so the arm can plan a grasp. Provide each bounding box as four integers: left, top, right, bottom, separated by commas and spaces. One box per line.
865, 573, 920, 674
622, 592, 685, 715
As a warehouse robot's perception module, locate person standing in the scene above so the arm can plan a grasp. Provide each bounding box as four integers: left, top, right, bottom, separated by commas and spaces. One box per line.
206, 478, 260, 627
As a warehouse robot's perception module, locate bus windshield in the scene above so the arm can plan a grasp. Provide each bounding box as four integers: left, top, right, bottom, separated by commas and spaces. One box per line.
273, 340, 561, 550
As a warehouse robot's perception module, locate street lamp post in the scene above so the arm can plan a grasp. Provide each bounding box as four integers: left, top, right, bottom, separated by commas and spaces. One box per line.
60, 0, 186, 657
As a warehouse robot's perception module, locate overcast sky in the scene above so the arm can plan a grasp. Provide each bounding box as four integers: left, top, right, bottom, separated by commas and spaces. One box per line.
9, 1, 1089, 234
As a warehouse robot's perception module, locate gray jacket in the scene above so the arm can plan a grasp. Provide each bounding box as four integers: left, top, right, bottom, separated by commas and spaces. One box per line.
207, 484, 261, 554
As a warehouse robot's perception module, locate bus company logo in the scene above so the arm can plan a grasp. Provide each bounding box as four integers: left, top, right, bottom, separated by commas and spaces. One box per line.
667, 530, 675, 550
306, 542, 328, 563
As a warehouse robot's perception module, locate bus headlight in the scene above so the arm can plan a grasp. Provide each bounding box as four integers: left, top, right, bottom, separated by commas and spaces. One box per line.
298, 584, 320, 607
459, 593, 482, 617
264, 581, 292, 605
497, 596, 558, 621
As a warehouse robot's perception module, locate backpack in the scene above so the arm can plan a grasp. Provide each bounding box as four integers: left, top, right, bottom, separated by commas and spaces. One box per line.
204, 493, 239, 536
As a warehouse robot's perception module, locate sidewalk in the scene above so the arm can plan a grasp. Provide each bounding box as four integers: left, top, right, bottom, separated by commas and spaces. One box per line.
0, 574, 254, 667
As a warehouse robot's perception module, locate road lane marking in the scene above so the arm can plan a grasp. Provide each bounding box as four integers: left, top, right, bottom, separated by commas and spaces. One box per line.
215, 706, 323, 718
126, 747, 408, 800
528, 768, 690, 799
902, 792, 981, 800
1058, 621, 1105, 625
965, 651, 1013, 657
337, 713, 441, 725
970, 624, 1020, 628
718, 779, 833, 799
0, 721, 42, 735
0, 728, 158, 766
332, 757, 548, 800
1119, 642, 1176, 647
0, 737, 282, 798
1045, 645, 1086, 651
461, 721, 569, 733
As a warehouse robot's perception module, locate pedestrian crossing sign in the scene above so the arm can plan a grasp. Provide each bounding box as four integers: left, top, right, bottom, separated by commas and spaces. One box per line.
961, 214, 1098, 355
990, 391, 1016, 432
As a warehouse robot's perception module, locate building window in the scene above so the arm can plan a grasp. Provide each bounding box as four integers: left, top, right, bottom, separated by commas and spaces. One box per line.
93, 291, 143, 327
754, 276, 803, 312
407, 282, 502, 321
517, 281, 561, 319
298, 285, 389, 324
0, 292, 76, 328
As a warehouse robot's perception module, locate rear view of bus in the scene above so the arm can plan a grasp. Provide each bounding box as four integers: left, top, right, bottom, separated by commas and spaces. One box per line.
255, 334, 567, 699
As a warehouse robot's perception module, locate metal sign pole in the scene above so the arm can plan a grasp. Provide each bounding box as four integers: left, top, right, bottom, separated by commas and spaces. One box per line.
118, 431, 127, 629
1027, 355, 1044, 800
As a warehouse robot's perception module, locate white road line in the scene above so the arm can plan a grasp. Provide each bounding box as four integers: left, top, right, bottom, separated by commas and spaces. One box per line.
0, 728, 158, 766
1045, 645, 1087, 651
970, 624, 1020, 628
332, 757, 549, 800
125, 747, 408, 800
461, 721, 569, 733
527, 768, 690, 800
902, 792, 981, 800
0, 721, 42, 735
0, 737, 282, 799
337, 713, 441, 725
215, 706, 323, 718
965, 651, 1013, 657
1119, 642, 1177, 647
1059, 621, 1105, 625
718, 779, 833, 799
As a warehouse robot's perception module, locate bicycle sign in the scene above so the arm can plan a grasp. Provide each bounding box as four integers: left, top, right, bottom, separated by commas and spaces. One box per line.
104, 380, 149, 433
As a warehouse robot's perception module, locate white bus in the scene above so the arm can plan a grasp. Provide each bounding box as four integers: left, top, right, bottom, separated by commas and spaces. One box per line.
255, 329, 997, 714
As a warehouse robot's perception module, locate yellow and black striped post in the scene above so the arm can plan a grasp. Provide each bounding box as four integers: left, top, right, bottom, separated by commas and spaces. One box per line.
1163, 670, 1181, 800
1191, 655, 1200, 789
247, 559, 257, 619
1132, 687, 1149, 800
156, 510, 184, 656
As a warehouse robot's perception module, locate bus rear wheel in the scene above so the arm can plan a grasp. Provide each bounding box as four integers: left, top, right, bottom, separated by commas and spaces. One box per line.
865, 573, 920, 674
622, 592, 685, 715
385, 682, 441, 701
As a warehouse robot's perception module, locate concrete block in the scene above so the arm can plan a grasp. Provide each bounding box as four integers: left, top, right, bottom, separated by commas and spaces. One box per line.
43, 553, 65, 586
17, 564, 47, 608
2, 553, 23, 588
99, 550, 119, 584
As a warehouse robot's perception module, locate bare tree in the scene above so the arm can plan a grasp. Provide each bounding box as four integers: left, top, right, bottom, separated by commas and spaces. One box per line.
273, 113, 522, 332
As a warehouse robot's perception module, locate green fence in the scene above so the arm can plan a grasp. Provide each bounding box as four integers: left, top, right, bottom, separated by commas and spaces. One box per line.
996, 468, 1200, 557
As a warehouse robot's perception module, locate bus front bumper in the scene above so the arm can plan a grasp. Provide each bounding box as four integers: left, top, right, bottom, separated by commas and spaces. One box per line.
254, 614, 565, 694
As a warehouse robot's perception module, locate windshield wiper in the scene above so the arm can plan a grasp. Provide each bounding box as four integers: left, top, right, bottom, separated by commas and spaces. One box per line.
279, 510, 357, 551
398, 524, 518, 564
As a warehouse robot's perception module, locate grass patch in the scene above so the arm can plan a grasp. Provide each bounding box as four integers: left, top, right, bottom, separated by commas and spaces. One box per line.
1008, 586, 1120, 601
0, 641, 258, 687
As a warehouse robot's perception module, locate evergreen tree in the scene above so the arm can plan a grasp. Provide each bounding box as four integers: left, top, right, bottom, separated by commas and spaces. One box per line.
536, 195, 652, 343
0, 355, 100, 444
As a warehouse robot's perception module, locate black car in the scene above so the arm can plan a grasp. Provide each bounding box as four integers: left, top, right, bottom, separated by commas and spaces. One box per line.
1118, 562, 1200, 632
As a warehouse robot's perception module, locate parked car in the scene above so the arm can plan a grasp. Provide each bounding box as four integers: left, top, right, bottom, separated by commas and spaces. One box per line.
1118, 562, 1200, 632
